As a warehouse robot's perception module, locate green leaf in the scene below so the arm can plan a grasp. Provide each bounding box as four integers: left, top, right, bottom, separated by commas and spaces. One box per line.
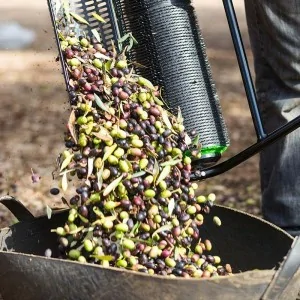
58, 31, 66, 41
91, 12, 106, 23
94, 94, 110, 113
91, 255, 114, 262
97, 165, 104, 191
70, 12, 89, 25
184, 134, 192, 146
156, 165, 171, 186
55, 0, 62, 17
91, 29, 101, 43
131, 171, 146, 178
174, 246, 180, 260
168, 198, 175, 216
153, 159, 160, 183
46, 205, 52, 220
93, 206, 104, 218
62, 0, 70, 23
92, 129, 113, 142
127, 38, 134, 52
118, 33, 130, 44
67, 110, 78, 144
130, 61, 148, 69
160, 159, 182, 167
153, 96, 165, 106
192, 134, 200, 146
94, 52, 111, 60
130, 33, 138, 45
61, 172, 68, 191
103, 174, 123, 197
87, 157, 95, 178
152, 224, 173, 239
60, 154, 74, 171
138, 77, 155, 90
161, 109, 172, 130
69, 226, 84, 235
129, 221, 141, 237
59, 169, 75, 176
177, 108, 183, 124
103, 144, 118, 162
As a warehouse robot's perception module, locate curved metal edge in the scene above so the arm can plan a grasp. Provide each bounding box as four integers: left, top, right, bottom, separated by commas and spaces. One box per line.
261, 237, 300, 300
0, 196, 35, 222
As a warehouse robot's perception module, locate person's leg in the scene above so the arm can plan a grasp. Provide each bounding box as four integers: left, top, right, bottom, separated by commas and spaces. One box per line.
245, 0, 300, 236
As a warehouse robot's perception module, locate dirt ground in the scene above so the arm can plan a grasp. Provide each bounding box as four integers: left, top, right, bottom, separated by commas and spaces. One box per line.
0, 0, 261, 227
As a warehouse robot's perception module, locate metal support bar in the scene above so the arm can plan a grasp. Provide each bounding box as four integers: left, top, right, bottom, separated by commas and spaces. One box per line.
191, 114, 300, 181
190, 0, 300, 180
223, 0, 266, 141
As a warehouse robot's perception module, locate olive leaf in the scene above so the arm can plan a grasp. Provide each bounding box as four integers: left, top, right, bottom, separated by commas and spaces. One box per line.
69, 226, 85, 235
87, 157, 95, 178
156, 165, 171, 186
59, 169, 75, 176
130, 34, 138, 45
131, 171, 146, 178
46, 205, 52, 220
70, 12, 89, 25
58, 31, 66, 42
117, 33, 130, 51
184, 133, 192, 146
128, 38, 134, 52
79, 214, 89, 224
67, 110, 78, 144
61, 172, 68, 191
92, 130, 113, 142
168, 198, 175, 216
192, 134, 200, 147
97, 166, 104, 191
91, 255, 114, 262
94, 94, 110, 113
94, 52, 111, 61
174, 246, 180, 261
62, 0, 70, 23
152, 224, 173, 239
161, 109, 173, 130
74, 55, 87, 63
129, 221, 141, 237
93, 206, 105, 218
55, 0, 62, 17
91, 12, 106, 23
138, 77, 155, 90
153, 159, 160, 183
130, 61, 148, 69
177, 108, 183, 124
153, 96, 165, 106
91, 29, 101, 43
103, 174, 123, 197
60, 154, 74, 171
103, 144, 117, 162
160, 159, 182, 167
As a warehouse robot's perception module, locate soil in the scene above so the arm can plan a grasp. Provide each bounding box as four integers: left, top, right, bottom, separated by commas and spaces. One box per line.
0, 0, 262, 227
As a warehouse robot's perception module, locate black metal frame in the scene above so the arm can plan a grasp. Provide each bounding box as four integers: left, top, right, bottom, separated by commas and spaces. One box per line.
191, 0, 300, 181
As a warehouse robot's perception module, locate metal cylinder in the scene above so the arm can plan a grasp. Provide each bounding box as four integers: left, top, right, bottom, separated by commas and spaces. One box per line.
114, 0, 230, 165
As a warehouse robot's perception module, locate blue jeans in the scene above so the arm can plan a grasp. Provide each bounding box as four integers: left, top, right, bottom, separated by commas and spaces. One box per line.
245, 0, 300, 236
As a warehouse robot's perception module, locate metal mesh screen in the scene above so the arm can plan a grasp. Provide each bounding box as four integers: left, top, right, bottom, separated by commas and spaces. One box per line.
114, 0, 230, 156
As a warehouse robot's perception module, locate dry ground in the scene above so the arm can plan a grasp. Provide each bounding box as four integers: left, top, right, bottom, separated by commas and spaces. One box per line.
0, 0, 261, 227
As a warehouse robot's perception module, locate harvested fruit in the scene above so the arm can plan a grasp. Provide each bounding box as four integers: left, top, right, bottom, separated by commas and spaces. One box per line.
50, 9, 232, 279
